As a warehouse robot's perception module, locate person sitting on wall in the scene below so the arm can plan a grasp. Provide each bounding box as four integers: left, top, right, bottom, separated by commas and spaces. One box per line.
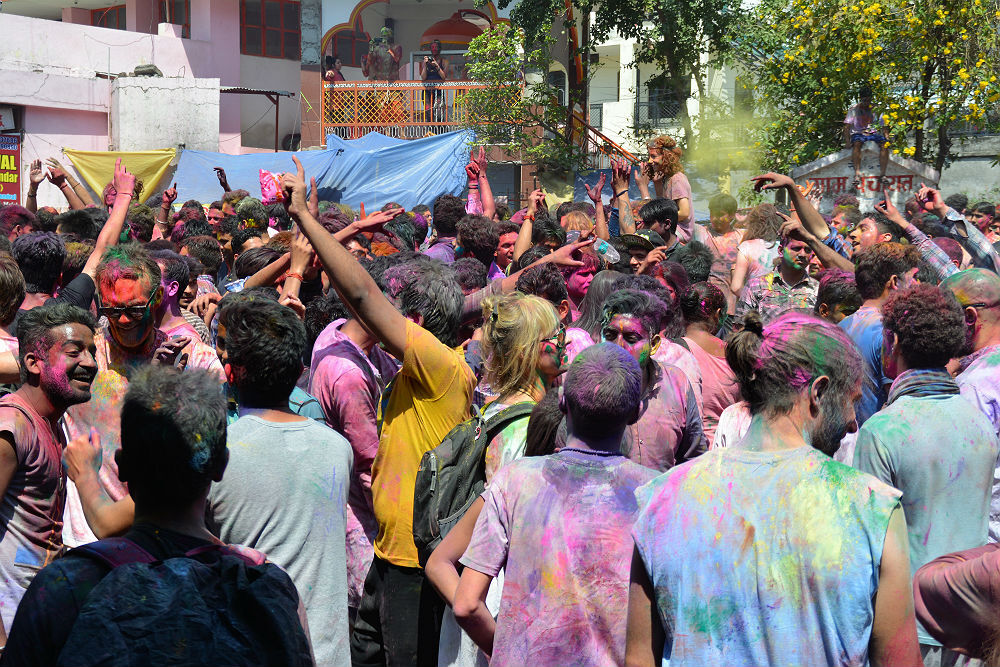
844, 86, 891, 190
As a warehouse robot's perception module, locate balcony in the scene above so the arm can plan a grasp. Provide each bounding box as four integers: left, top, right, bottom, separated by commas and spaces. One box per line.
322, 80, 493, 141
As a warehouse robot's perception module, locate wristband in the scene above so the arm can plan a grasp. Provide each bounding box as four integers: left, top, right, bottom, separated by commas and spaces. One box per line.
614, 189, 628, 199
285, 271, 304, 282
523, 214, 535, 222
116, 191, 133, 198
26, 191, 36, 198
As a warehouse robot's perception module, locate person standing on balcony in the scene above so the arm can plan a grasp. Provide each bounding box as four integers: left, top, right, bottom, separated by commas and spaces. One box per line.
324, 56, 346, 83
362, 27, 401, 82
420, 40, 449, 124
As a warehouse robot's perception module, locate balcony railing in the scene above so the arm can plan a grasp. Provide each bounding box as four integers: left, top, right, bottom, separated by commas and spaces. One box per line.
323, 81, 494, 140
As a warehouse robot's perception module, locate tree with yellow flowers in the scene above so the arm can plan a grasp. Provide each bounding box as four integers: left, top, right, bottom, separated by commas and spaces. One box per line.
730, 0, 1000, 173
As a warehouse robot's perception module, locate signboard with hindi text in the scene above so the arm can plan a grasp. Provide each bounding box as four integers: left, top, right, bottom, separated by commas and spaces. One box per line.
790, 142, 939, 213
0, 135, 20, 207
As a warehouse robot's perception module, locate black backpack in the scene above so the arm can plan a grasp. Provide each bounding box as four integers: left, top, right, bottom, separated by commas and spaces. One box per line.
56, 537, 314, 667
413, 402, 534, 567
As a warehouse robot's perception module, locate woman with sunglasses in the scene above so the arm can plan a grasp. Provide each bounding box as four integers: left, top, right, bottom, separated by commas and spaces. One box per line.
428, 291, 564, 667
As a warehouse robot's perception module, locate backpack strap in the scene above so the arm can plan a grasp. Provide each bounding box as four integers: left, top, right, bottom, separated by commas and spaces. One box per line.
71, 538, 158, 569
480, 402, 535, 445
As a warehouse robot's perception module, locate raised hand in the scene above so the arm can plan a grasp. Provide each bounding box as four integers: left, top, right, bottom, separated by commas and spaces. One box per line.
873, 189, 909, 227
584, 172, 607, 204
611, 158, 631, 193
214, 166, 231, 191
112, 158, 136, 200
29, 160, 45, 186
281, 155, 309, 217
355, 206, 404, 234
279, 293, 306, 319
777, 212, 815, 243
473, 146, 488, 175
548, 237, 596, 268
163, 182, 178, 205
526, 188, 545, 215
916, 182, 946, 215
46, 166, 67, 187
751, 172, 796, 192
465, 162, 480, 181
45, 157, 67, 174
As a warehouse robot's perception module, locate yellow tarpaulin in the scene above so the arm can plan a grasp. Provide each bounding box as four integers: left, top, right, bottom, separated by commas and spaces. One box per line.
63, 148, 176, 202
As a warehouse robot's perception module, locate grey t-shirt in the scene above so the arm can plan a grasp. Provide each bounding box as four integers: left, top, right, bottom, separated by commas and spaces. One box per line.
207, 415, 354, 667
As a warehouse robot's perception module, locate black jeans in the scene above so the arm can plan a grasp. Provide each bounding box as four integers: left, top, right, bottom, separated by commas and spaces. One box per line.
350, 555, 444, 667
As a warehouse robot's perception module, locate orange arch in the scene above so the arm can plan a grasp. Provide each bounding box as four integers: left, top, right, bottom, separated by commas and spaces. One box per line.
320, 0, 509, 58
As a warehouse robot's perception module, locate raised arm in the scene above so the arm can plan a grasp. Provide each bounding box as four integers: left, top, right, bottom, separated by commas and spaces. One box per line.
584, 172, 610, 241
46, 165, 86, 211
778, 214, 855, 272
157, 182, 178, 231
283, 156, 410, 359
751, 172, 830, 241
874, 193, 957, 281
80, 159, 134, 279
919, 183, 1000, 274
513, 189, 544, 262
47, 157, 96, 207
612, 159, 636, 235
473, 148, 495, 221
25, 160, 45, 214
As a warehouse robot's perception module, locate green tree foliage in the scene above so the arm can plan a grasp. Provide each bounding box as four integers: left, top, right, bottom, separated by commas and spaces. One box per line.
461, 23, 593, 173
731, 0, 1000, 172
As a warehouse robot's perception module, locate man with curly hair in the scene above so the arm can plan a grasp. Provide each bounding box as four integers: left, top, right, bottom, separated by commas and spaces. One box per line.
854, 283, 998, 666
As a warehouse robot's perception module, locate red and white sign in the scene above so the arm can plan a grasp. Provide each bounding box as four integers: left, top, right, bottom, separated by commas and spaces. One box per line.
0, 135, 20, 207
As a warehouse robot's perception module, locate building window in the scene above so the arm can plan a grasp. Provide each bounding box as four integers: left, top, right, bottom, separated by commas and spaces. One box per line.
241, 0, 300, 60
159, 0, 190, 38
547, 70, 567, 106
331, 29, 369, 67
91, 5, 126, 30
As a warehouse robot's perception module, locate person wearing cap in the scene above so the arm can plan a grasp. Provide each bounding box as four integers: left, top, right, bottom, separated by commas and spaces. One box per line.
621, 199, 681, 274
733, 233, 818, 325
941, 268, 1000, 541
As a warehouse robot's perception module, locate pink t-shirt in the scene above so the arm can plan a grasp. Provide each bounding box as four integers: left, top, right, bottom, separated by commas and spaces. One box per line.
653, 340, 703, 415
308, 319, 399, 608
666, 172, 695, 243
682, 337, 740, 445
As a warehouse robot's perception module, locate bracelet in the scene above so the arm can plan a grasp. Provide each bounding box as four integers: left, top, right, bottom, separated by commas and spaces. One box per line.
285, 271, 304, 282
26, 191, 36, 198
614, 189, 628, 199
522, 214, 535, 222
116, 191, 133, 198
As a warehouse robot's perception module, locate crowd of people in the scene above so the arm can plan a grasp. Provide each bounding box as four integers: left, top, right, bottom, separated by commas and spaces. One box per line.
0, 136, 997, 667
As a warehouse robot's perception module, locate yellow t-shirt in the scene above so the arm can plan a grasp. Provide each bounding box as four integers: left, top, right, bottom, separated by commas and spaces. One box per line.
371, 320, 475, 568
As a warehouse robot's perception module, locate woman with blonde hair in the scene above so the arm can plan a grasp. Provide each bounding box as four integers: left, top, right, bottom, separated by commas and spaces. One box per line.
428, 291, 565, 667
730, 202, 784, 295
478, 291, 564, 479
563, 210, 594, 233
646, 135, 696, 242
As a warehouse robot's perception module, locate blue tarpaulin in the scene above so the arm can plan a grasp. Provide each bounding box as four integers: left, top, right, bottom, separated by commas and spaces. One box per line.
171, 130, 473, 211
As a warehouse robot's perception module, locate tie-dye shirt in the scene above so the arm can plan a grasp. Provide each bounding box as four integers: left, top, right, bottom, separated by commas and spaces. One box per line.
62, 325, 225, 546
632, 445, 901, 667
461, 449, 657, 667
955, 344, 1000, 542
623, 361, 706, 471
854, 379, 999, 645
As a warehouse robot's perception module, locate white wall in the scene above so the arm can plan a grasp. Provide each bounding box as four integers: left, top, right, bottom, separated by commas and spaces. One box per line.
112, 77, 221, 151
239, 55, 303, 150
